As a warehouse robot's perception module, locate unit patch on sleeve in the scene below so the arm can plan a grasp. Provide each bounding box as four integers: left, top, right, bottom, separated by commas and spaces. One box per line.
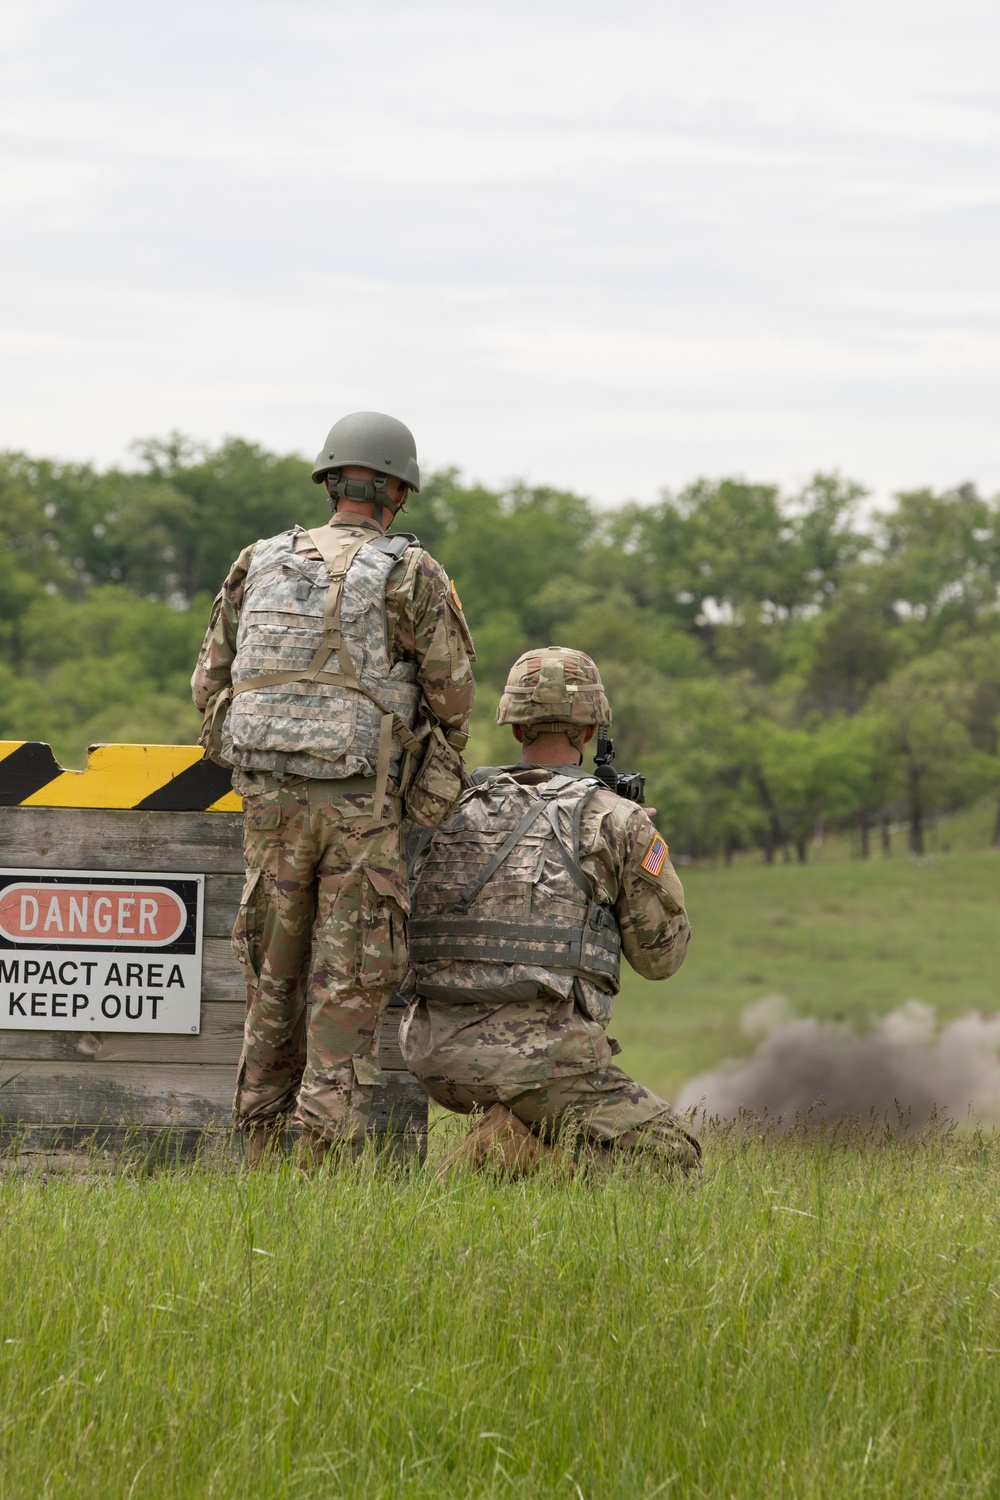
640, 834, 668, 878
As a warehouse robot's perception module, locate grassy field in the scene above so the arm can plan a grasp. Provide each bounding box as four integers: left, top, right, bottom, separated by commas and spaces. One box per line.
612, 802, 1000, 1102
3, 804, 998, 1497
3, 1129, 1000, 1499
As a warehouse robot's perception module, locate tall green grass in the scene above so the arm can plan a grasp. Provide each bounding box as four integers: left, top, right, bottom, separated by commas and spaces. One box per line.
3, 1127, 1000, 1499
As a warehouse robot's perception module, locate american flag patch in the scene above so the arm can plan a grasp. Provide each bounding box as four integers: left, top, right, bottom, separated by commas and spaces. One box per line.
641, 835, 668, 877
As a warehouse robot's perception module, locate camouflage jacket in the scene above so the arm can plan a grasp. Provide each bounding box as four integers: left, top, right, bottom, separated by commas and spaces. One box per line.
398, 764, 691, 1092
191, 514, 476, 795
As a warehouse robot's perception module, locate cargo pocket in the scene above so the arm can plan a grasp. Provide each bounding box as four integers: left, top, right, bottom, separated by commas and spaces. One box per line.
351, 1053, 386, 1087
243, 795, 282, 834
357, 867, 408, 991
232, 868, 265, 985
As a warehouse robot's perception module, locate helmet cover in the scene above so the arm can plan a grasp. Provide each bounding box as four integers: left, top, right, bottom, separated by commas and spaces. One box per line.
496, 647, 612, 733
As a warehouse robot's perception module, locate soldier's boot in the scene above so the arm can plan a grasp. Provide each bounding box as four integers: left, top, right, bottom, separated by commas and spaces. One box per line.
294, 1128, 363, 1176
245, 1121, 284, 1170
592, 1121, 703, 1181
294, 1128, 332, 1175
435, 1104, 573, 1182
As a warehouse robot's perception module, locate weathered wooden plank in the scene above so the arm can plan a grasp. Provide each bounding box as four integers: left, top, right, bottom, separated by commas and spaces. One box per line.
0, 1123, 235, 1163
202, 936, 245, 1003
0, 1002, 245, 1064
204, 873, 244, 936
0, 1061, 425, 1137
368, 1074, 428, 1138
0, 1116, 426, 1168
0, 1060, 234, 1126
377, 1007, 407, 1072
0, 806, 244, 874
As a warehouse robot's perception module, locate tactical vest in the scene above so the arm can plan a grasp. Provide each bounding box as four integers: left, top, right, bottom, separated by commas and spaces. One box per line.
407, 771, 621, 1013
223, 525, 422, 802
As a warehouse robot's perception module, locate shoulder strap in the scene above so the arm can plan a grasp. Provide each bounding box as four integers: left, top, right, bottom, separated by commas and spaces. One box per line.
369, 531, 418, 560
544, 799, 595, 899
457, 796, 549, 908
305, 524, 370, 579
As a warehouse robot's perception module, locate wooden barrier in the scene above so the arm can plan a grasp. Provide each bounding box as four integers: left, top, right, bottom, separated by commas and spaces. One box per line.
0, 743, 427, 1166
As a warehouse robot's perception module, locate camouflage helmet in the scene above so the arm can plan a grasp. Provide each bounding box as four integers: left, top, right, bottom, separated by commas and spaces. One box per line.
496, 647, 612, 731
311, 411, 421, 493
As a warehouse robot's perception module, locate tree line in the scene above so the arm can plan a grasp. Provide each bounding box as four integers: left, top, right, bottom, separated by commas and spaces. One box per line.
2, 436, 998, 861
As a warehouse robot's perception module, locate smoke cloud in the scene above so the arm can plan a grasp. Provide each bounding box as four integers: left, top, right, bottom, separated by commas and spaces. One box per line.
676, 999, 1000, 1131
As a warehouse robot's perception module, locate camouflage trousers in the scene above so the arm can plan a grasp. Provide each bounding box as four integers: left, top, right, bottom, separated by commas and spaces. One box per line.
402, 998, 701, 1175
232, 778, 408, 1143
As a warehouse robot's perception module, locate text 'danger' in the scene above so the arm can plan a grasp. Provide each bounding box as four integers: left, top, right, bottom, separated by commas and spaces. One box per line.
0, 884, 187, 947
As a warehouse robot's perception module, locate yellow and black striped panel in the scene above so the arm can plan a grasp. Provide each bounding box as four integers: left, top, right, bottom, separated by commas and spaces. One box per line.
0, 743, 242, 812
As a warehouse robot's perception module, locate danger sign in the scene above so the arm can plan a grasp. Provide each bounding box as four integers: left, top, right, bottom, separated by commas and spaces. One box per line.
0, 869, 204, 1034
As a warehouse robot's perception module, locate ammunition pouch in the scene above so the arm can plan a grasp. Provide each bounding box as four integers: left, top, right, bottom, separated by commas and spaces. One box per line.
199, 686, 233, 767
402, 723, 468, 828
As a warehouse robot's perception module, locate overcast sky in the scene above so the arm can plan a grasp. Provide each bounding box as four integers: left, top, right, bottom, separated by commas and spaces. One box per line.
1, 0, 998, 505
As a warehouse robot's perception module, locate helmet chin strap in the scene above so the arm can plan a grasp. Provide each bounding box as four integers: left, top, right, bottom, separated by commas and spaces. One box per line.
325, 470, 407, 519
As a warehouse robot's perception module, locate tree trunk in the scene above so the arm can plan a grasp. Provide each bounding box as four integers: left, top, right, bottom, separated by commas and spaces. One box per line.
880, 815, 892, 857
752, 769, 787, 869
908, 764, 925, 855
858, 812, 870, 859
795, 837, 808, 864
992, 797, 1000, 849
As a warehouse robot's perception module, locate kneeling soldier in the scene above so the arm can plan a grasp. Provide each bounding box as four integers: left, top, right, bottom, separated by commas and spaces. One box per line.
399, 647, 700, 1177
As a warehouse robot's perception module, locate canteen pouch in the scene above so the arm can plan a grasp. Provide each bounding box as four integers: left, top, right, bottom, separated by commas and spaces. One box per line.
403, 723, 468, 828
199, 686, 233, 767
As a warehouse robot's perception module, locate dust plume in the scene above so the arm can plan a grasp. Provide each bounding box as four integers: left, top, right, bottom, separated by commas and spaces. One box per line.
676, 999, 1000, 1130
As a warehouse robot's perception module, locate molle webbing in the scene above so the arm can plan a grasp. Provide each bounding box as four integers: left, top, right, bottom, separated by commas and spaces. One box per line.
407, 773, 622, 994
408, 904, 620, 977
224, 525, 422, 813
455, 800, 549, 906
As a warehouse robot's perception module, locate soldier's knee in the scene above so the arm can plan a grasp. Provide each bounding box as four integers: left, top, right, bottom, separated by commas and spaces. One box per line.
417, 1074, 480, 1114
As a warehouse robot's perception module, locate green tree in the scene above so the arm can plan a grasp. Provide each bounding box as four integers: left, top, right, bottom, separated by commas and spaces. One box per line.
1, 437, 324, 604
0, 587, 206, 766
863, 652, 995, 854
0, 465, 71, 665
875, 484, 1000, 633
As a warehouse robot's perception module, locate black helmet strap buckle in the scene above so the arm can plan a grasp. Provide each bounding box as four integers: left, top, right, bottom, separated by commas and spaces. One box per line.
326, 470, 407, 517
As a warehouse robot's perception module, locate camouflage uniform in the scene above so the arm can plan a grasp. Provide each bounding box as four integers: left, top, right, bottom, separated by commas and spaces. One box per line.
192, 514, 475, 1143
400, 763, 700, 1173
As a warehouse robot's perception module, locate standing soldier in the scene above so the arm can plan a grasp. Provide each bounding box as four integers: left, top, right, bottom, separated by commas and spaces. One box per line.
191, 412, 476, 1169
400, 647, 700, 1178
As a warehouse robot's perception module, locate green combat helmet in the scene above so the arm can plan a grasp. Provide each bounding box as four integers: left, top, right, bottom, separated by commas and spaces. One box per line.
496, 647, 612, 747
312, 411, 420, 512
